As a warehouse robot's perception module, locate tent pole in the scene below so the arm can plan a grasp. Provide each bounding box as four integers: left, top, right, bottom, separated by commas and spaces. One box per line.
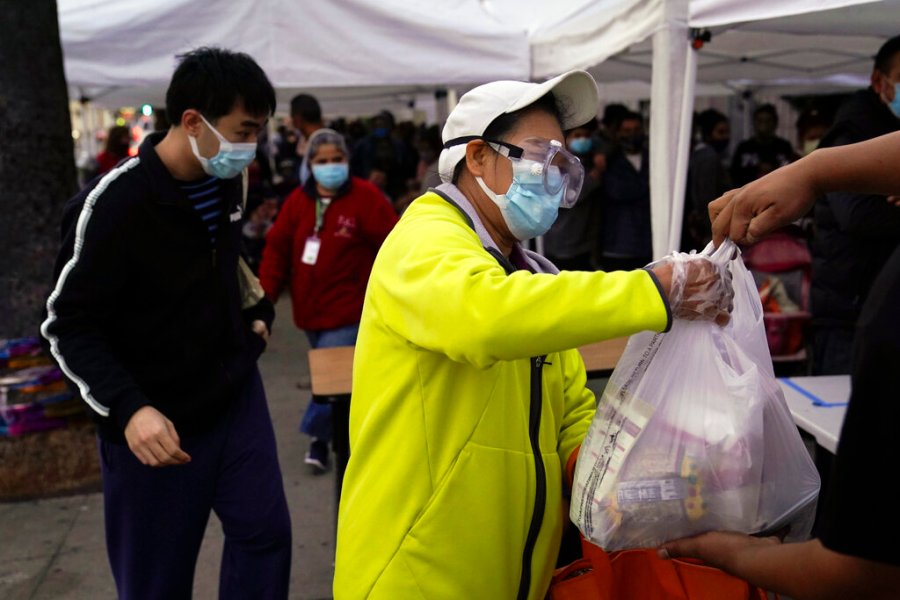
446, 89, 458, 118
649, 0, 697, 258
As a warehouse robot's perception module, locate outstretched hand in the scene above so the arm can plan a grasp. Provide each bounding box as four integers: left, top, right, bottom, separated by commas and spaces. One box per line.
709, 161, 821, 246
658, 531, 781, 572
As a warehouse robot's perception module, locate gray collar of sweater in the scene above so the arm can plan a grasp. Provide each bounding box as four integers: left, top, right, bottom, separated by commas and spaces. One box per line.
433, 183, 559, 275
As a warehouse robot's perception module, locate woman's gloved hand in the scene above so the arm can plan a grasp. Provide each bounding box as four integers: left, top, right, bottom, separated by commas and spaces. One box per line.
650, 253, 734, 325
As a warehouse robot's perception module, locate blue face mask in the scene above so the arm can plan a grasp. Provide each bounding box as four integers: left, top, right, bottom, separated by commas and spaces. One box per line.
475, 159, 564, 241
889, 83, 900, 119
189, 114, 257, 179
312, 163, 349, 190
568, 137, 592, 155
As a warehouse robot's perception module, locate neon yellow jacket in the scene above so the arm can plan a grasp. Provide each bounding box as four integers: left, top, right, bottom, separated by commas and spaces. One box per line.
334, 187, 670, 599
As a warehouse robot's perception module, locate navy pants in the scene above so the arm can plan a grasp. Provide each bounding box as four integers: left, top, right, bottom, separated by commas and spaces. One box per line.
99, 369, 292, 599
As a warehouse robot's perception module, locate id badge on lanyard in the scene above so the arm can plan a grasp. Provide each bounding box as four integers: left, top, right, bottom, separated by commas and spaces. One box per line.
302, 236, 321, 265
303, 196, 330, 265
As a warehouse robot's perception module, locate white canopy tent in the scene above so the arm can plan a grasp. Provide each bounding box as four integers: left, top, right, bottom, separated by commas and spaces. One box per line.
519, 0, 898, 257
59, 0, 899, 257
59, 0, 530, 113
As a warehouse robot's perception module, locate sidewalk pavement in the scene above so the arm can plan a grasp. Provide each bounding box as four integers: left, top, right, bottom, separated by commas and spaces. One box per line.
0, 298, 336, 599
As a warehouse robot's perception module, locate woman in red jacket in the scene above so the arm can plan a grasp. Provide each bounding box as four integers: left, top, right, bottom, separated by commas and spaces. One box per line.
259, 128, 398, 472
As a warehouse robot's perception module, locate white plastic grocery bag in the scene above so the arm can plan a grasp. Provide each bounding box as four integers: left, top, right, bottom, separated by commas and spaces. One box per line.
571, 241, 820, 551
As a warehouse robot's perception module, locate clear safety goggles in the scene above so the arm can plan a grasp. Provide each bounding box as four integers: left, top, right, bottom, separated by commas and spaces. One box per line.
445, 136, 585, 207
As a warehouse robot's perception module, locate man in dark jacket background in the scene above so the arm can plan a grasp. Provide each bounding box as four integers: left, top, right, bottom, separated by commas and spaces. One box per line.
730, 104, 796, 188
598, 111, 653, 271
41, 47, 292, 599
684, 108, 732, 251
811, 35, 900, 374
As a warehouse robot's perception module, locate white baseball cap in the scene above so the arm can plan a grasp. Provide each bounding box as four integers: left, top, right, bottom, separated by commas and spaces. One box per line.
438, 70, 599, 183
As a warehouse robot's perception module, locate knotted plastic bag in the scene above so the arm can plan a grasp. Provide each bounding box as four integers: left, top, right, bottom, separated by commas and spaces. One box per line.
571, 241, 820, 551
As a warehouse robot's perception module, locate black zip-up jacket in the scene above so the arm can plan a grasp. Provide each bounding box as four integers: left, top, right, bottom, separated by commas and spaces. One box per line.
42, 132, 274, 442
811, 88, 900, 328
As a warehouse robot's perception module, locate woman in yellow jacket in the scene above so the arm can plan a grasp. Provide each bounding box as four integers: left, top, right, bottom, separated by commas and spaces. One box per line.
334, 71, 732, 599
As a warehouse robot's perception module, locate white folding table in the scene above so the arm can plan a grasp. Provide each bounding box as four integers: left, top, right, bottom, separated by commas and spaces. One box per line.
777, 375, 849, 455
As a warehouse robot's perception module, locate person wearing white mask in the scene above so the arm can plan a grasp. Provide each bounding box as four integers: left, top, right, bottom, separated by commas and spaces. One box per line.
333, 71, 734, 599
42, 48, 292, 599
258, 128, 397, 473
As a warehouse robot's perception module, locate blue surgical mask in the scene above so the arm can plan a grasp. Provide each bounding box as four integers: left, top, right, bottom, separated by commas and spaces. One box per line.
188, 114, 257, 179
568, 137, 592, 155
475, 159, 564, 240
312, 163, 349, 190
889, 83, 900, 119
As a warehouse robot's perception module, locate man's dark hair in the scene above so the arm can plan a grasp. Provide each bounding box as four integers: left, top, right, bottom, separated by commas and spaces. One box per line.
616, 110, 644, 130
753, 103, 779, 124
566, 117, 598, 136
696, 108, 728, 140
601, 103, 630, 129
166, 47, 276, 125
874, 35, 900, 74
290, 94, 322, 123
105, 125, 131, 153
421, 124, 442, 154
452, 93, 565, 184
374, 110, 396, 130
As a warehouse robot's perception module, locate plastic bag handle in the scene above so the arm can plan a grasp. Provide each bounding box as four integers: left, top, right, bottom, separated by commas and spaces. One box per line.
701, 238, 739, 265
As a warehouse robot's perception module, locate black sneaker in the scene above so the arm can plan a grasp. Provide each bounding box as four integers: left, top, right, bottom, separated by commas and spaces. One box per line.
304, 439, 329, 474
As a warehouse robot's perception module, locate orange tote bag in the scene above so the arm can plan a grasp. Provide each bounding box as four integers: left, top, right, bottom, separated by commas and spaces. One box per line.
549, 539, 772, 600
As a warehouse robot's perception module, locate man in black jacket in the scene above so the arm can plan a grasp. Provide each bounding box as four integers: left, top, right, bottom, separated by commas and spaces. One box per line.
598, 111, 653, 271
41, 47, 291, 599
730, 104, 796, 188
811, 35, 900, 374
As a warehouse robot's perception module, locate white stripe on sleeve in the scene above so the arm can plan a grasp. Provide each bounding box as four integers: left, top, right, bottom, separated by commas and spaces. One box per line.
40, 158, 141, 417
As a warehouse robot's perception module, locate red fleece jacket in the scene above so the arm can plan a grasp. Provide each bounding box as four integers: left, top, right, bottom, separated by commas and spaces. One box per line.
259, 177, 397, 331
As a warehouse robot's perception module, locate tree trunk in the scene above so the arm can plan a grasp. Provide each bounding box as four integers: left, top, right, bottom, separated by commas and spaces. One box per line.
0, 0, 76, 338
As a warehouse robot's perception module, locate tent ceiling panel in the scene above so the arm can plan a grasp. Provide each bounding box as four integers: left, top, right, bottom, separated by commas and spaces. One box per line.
530, 0, 665, 78
58, 0, 530, 92
689, 0, 881, 29
264, 0, 529, 87
693, 29, 884, 91
585, 27, 882, 99
60, 0, 268, 88
726, 0, 900, 37
59, 0, 897, 110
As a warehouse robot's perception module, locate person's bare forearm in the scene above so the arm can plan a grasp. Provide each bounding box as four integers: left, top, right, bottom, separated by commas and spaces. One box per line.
722, 539, 900, 600
662, 533, 900, 600
724, 540, 838, 599
804, 131, 900, 197
709, 132, 900, 245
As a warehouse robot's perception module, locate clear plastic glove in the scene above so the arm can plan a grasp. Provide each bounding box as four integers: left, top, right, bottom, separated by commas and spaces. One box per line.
649, 247, 734, 325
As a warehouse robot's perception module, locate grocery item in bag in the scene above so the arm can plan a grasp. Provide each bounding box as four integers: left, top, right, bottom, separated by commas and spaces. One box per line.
571, 242, 820, 551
